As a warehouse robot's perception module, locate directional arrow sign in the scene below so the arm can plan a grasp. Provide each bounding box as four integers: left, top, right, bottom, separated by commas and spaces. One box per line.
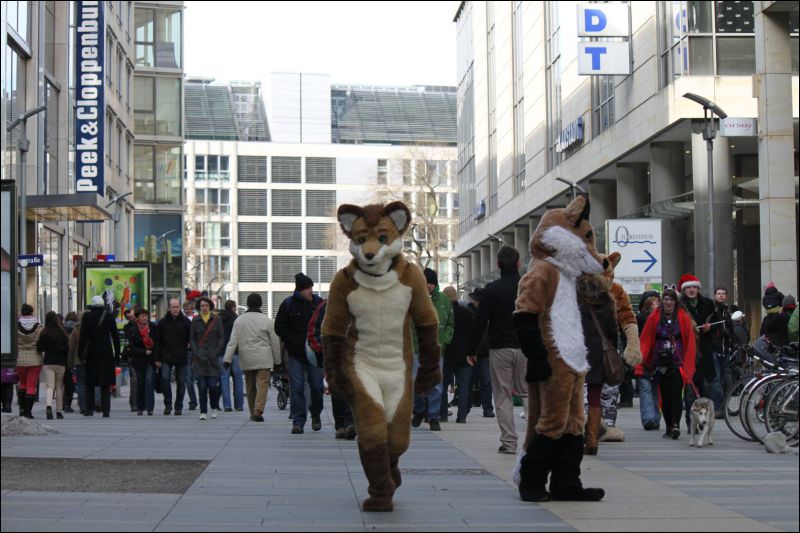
631, 250, 657, 273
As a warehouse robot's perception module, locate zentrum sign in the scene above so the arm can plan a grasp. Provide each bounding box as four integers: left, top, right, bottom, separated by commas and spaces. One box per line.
75, 1, 105, 195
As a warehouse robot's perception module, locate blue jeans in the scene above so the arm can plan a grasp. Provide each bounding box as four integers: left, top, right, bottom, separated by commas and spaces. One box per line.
195, 376, 220, 414
710, 352, 727, 412
469, 355, 493, 414
287, 355, 324, 427
413, 353, 443, 420
75, 365, 87, 413
441, 361, 473, 421
160, 362, 187, 411
636, 376, 661, 428
186, 351, 198, 408
218, 355, 244, 410
134, 364, 155, 412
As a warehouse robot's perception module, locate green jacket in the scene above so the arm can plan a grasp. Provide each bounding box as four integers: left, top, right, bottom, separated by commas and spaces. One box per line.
431, 286, 454, 347
789, 306, 799, 343
411, 286, 455, 353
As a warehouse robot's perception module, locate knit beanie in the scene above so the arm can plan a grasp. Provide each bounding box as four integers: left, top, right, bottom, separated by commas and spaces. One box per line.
762, 286, 784, 310
781, 294, 797, 311
295, 272, 314, 291
678, 273, 702, 292
423, 268, 438, 286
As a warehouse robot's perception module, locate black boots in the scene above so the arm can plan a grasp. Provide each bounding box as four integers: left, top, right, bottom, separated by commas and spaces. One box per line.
518, 434, 558, 502
23, 394, 37, 419
549, 434, 604, 502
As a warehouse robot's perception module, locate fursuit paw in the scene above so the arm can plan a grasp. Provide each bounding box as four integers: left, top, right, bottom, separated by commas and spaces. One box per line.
414, 367, 442, 395
362, 497, 394, 512
525, 358, 552, 383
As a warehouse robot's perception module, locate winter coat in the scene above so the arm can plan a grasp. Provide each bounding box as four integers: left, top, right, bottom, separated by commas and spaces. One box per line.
444, 301, 473, 367
640, 308, 697, 384
274, 292, 322, 360
789, 307, 799, 343
16, 320, 43, 367
37, 328, 69, 367
124, 321, 159, 369
467, 270, 521, 353
430, 287, 455, 347
467, 302, 490, 358
77, 306, 121, 386
578, 283, 619, 385
68, 326, 82, 368
708, 302, 733, 354
760, 311, 790, 347
680, 294, 716, 381
220, 309, 237, 349
190, 314, 224, 377
223, 310, 282, 371
156, 312, 191, 365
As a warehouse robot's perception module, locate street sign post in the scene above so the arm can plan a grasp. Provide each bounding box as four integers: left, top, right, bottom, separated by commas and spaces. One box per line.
17, 254, 44, 268
606, 219, 662, 295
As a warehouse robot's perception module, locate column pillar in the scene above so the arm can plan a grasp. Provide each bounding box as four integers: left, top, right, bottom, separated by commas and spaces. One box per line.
480, 245, 491, 278
616, 163, 649, 217
755, 6, 797, 296
650, 142, 688, 287
589, 181, 617, 254
471, 250, 481, 283
514, 225, 531, 270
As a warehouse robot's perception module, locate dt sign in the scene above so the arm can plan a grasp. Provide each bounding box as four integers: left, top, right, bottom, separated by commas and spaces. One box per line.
577, 3, 631, 76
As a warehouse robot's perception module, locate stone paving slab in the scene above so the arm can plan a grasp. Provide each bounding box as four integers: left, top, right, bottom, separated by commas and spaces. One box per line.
2, 390, 798, 532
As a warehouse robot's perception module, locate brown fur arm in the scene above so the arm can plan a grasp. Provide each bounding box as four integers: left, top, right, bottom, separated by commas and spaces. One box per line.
515, 261, 557, 315
322, 269, 355, 399
611, 283, 642, 366
405, 264, 441, 394
515, 263, 558, 382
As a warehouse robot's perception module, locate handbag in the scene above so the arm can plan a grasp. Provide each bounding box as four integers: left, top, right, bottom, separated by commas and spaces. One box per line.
587, 306, 625, 387
153, 366, 163, 394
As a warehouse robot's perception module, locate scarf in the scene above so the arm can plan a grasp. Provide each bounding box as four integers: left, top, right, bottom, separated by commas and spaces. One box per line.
138, 322, 154, 350
200, 311, 212, 323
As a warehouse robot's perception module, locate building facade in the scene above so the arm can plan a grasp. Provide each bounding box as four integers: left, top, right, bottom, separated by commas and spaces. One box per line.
183, 75, 459, 315
455, 1, 798, 328
2, 1, 137, 315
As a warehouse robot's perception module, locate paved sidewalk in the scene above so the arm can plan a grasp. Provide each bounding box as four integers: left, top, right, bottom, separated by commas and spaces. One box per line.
1, 390, 798, 532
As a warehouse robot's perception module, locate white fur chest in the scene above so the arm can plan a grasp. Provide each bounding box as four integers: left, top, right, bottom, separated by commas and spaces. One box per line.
548, 272, 589, 373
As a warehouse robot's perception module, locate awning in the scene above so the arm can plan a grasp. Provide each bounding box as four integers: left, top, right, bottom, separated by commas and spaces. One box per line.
25, 193, 113, 222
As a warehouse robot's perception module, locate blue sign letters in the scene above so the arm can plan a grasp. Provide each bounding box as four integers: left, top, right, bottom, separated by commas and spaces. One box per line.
585, 9, 607, 32
584, 47, 607, 70
75, 1, 105, 196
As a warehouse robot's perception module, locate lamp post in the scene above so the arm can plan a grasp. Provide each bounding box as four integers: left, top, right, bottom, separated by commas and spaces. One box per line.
105, 191, 133, 261
449, 257, 463, 296
6, 105, 47, 306
555, 177, 587, 200
682, 93, 728, 293
157, 229, 177, 315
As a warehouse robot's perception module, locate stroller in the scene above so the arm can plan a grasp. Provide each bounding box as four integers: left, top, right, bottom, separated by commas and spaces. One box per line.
272, 365, 289, 410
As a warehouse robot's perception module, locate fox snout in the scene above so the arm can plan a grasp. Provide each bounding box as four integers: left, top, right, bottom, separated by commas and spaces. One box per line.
365, 253, 375, 260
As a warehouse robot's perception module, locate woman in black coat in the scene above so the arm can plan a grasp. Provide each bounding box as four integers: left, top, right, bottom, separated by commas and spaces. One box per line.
37, 311, 69, 419
77, 297, 120, 417
577, 274, 619, 456
124, 308, 159, 416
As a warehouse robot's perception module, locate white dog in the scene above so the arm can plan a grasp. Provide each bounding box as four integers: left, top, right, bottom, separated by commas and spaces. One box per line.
689, 397, 715, 448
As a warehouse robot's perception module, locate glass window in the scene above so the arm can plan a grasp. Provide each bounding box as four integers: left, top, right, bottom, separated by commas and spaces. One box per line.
134, 7, 181, 68
45, 1, 56, 73
134, 75, 154, 135
7, 1, 30, 42
688, 37, 713, 75
687, 1, 713, 33
134, 8, 154, 67
45, 82, 59, 193
156, 77, 181, 136
134, 145, 154, 203
134, 144, 181, 205
716, 37, 756, 75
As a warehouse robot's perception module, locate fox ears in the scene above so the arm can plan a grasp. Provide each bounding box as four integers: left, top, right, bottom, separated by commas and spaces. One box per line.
663, 283, 676, 292
337, 201, 411, 237
607, 252, 622, 269
565, 195, 591, 228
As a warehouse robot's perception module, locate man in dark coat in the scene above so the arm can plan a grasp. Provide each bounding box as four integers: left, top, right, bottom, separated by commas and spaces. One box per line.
440, 286, 475, 423
157, 298, 192, 416
678, 273, 716, 428
218, 300, 244, 412
275, 272, 323, 434
77, 295, 121, 417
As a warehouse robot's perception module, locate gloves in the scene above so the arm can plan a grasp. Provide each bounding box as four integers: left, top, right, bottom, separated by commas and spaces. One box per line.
414, 325, 442, 395
622, 323, 643, 366
514, 312, 552, 382
323, 335, 355, 401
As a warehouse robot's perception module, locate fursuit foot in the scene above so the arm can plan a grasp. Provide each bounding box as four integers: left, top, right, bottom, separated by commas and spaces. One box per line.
362, 496, 394, 512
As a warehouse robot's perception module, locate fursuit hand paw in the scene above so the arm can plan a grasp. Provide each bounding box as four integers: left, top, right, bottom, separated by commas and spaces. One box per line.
525, 358, 552, 383
415, 367, 442, 395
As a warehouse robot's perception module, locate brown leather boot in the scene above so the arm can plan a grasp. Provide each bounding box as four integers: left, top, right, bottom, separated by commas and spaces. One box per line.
358, 443, 396, 512
584, 407, 601, 456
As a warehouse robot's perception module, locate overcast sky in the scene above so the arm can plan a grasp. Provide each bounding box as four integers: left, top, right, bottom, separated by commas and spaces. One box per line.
184, 1, 460, 88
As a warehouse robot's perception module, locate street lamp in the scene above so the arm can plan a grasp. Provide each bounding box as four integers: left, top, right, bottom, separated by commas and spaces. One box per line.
555, 177, 587, 200
449, 257, 463, 295
157, 229, 177, 315
105, 191, 133, 260
6, 105, 47, 305
682, 92, 728, 293
487, 233, 510, 247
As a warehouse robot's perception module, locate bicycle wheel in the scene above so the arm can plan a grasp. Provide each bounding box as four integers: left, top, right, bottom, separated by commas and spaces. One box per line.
742, 374, 784, 444
724, 377, 757, 442
277, 390, 287, 410
764, 378, 799, 446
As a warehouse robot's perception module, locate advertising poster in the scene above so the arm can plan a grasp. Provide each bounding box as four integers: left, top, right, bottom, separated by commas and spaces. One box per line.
1, 181, 16, 366
82, 262, 150, 331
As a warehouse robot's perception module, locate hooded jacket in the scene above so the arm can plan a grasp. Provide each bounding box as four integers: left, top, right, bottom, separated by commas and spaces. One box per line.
16, 318, 43, 367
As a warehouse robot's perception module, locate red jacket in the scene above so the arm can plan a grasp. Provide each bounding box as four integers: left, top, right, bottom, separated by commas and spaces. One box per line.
636, 308, 696, 384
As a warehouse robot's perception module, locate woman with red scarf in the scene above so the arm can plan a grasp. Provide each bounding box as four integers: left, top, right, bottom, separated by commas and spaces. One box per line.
125, 308, 160, 415
639, 286, 696, 440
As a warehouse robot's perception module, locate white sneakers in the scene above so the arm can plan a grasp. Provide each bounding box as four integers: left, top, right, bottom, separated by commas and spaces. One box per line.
211, 409, 218, 419
199, 413, 207, 420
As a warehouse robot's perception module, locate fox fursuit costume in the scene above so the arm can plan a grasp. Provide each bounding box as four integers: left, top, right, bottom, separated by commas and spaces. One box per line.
322, 201, 441, 512
513, 196, 607, 502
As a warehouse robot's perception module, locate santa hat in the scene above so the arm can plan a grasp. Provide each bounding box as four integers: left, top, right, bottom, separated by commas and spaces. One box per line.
186, 290, 202, 302
678, 273, 702, 292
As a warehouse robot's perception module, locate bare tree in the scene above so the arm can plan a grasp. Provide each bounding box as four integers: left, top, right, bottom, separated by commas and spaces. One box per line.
375, 146, 455, 273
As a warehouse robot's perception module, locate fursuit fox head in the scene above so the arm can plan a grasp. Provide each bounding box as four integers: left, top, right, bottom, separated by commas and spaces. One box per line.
337, 201, 411, 276
530, 195, 606, 276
